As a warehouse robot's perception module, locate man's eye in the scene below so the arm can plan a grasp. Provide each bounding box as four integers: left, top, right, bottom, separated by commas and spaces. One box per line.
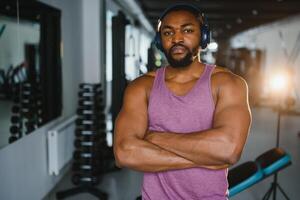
163, 31, 173, 36
183, 29, 194, 33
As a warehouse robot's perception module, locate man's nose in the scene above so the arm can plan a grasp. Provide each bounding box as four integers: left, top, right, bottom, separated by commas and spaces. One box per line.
172, 31, 184, 44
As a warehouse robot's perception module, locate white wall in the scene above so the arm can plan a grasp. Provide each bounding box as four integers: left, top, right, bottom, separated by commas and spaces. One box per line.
0, 0, 86, 199
230, 15, 300, 200
82, 0, 103, 83
0, 118, 71, 200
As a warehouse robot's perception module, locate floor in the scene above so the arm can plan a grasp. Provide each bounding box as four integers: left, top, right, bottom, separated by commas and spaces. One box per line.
44, 107, 300, 200
44, 168, 143, 200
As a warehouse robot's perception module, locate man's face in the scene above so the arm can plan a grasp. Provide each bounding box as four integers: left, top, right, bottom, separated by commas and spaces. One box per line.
160, 10, 201, 68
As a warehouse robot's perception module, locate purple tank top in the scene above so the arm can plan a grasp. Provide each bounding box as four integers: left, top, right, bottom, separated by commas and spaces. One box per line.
142, 64, 228, 200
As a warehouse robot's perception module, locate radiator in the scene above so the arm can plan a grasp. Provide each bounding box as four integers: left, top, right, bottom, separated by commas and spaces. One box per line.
47, 116, 77, 176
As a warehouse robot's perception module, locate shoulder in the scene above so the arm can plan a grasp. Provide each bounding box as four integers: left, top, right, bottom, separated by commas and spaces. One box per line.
211, 65, 248, 93
124, 69, 157, 98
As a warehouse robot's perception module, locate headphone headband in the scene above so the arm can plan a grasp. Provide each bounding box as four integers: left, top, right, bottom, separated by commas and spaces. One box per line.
154, 3, 210, 50
157, 3, 205, 32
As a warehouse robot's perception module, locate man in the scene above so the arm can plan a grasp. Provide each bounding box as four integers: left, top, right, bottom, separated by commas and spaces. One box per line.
114, 4, 251, 200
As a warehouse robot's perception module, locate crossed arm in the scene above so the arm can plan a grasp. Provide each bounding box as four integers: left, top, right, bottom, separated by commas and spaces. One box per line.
113, 73, 251, 172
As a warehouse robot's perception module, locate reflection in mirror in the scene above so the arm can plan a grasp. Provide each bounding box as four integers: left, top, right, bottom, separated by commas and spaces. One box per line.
0, 1, 62, 149
0, 15, 41, 148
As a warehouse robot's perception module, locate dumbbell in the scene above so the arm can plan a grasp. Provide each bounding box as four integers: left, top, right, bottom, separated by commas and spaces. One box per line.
76, 105, 105, 113
76, 144, 105, 153
76, 117, 106, 124
77, 105, 105, 113
21, 90, 31, 96
11, 106, 21, 113
77, 114, 100, 121
76, 124, 105, 131
12, 105, 30, 114
76, 117, 99, 123
11, 115, 21, 123
75, 129, 96, 137
72, 164, 101, 175
75, 128, 106, 137
25, 122, 36, 130
76, 133, 104, 141
10, 125, 21, 134
22, 82, 32, 87
73, 168, 102, 176
78, 136, 106, 145
8, 136, 18, 143
13, 97, 30, 104
78, 95, 103, 101
73, 155, 101, 163
25, 129, 34, 135
74, 139, 105, 149
75, 126, 101, 132
73, 150, 102, 159
73, 158, 102, 167
78, 100, 103, 107
75, 118, 99, 125
78, 90, 102, 97
22, 111, 36, 119
79, 83, 101, 88
79, 84, 102, 90
79, 87, 103, 94
71, 173, 100, 186
74, 143, 105, 153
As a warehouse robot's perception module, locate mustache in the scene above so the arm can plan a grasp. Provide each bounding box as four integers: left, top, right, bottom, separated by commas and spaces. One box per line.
169, 43, 188, 52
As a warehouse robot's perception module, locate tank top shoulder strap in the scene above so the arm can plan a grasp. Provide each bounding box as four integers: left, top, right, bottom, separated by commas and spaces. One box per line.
201, 64, 215, 81
152, 67, 165, 90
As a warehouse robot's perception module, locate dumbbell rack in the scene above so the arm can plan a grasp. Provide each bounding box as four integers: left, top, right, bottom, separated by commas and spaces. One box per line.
9, 82, 43, 143
56, 83, 107, 200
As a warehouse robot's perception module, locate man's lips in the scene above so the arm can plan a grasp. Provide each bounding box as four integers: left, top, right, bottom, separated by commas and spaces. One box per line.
170, 45, 187, 54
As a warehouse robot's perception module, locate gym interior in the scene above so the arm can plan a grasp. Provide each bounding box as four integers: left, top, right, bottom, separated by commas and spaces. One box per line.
0, 0, 300, 199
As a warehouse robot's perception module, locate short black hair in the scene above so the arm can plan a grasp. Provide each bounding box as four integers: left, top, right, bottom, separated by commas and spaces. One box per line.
157, 4, 204, 32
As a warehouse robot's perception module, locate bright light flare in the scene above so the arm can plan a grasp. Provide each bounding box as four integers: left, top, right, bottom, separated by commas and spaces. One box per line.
269, 73, 289, 93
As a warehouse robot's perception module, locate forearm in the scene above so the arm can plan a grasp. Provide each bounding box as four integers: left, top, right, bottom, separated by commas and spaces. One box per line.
114, 137, 199, 172
146, 128, 235, 168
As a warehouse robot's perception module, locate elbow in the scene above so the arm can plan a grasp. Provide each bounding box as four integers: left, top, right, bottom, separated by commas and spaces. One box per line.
114, 152, 123, 168
113, 140, 135, 168
227, 153, 241, 165
226, 146, 242, 165
114, 142, 127, 168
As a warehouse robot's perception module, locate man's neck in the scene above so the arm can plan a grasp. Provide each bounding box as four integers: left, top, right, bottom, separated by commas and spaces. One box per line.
166, 60, 206, 81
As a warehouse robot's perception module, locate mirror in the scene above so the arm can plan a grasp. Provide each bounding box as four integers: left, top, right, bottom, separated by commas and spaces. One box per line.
0, 1, 62, 149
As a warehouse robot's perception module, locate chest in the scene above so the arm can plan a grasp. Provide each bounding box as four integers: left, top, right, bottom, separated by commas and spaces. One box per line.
148, 77, 216, 133
164, 77, 218, 105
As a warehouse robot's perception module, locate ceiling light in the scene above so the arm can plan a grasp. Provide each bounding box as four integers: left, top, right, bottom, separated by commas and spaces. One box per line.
236, 18, 242, 24
252, 9, 258, 15
226, 24, 232, 29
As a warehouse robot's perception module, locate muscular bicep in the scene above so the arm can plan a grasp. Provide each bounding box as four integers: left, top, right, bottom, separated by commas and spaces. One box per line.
114, 81, 148, 143
213, 73, 251, 160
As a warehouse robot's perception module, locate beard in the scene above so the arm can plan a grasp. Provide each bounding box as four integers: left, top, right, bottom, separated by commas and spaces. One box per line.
165, 44, 197, 68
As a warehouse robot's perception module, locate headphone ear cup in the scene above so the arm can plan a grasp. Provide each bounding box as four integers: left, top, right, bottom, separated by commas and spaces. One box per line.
154, 32, 164, 52
200, 24, 210, 49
